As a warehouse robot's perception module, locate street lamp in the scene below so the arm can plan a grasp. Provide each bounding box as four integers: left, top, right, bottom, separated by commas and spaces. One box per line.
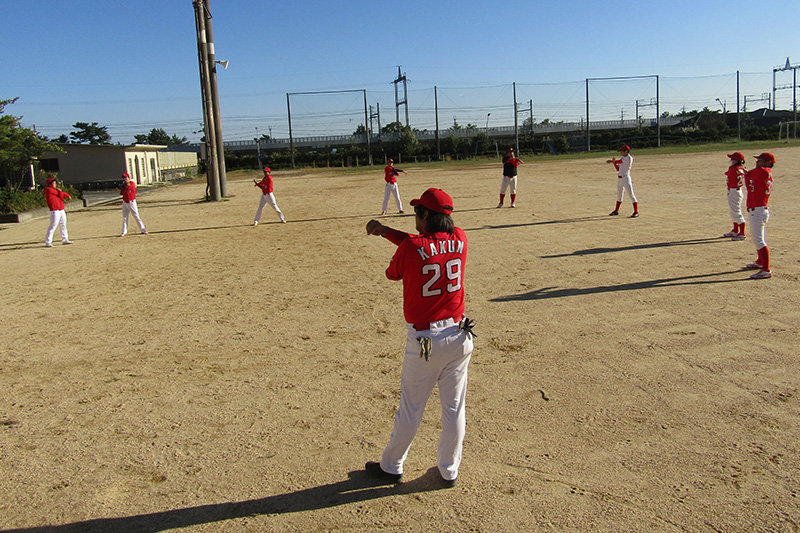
485, 113, 491, 134
716, 98, 726, 114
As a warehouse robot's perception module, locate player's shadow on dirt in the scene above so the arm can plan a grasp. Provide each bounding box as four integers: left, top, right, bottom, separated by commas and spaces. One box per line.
491, 270, 749, 302
463, 214, 607, 231
541, 236, 728, 258
6, 468, 451, 533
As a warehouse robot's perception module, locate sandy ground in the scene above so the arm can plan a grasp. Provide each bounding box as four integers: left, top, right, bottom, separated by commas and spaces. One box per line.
1, 146, 798, 532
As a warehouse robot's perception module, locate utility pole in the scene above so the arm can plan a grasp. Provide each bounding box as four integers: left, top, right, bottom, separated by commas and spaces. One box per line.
202, 0, 227, 197
434, 86, 441, 161
193, 0, 220, 201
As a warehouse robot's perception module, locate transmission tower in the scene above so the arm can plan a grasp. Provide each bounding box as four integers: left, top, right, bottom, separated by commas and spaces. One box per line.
393, 66, 409, 126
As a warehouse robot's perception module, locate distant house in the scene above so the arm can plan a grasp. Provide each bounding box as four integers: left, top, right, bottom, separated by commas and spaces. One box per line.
38, 144, 198, 189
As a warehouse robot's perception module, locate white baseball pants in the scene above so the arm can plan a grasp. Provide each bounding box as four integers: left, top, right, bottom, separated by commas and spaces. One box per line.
748, 206, 769, 249
617, 174, 638, 203
254, 193, 284, 223
380, 318, 473, 482
45, 209, 69, 245
727, 188, 745, 224
382, 182, 403, 213
500, 175, 518, 195
122, 200, 146, 235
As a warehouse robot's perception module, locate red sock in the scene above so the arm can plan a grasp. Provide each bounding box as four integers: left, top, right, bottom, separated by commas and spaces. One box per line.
759, 246, 770, 271
632, 202, 639, 214
499, 194, 505, 203
733, 224, 739, 233
615, 201, 622, 211
739, 222, 745, 235
510, 194, 516, 204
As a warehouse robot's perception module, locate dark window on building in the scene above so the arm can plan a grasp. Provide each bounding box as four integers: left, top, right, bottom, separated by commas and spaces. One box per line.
40, 158, 60, 172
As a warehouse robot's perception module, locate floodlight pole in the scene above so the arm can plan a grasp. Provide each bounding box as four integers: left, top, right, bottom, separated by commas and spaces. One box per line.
513, 82, 519, 153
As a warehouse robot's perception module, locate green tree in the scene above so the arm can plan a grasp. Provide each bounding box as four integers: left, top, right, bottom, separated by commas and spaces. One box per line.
0, 97, 63, 189
70, 122, 111, 145
134, 127, 188, 145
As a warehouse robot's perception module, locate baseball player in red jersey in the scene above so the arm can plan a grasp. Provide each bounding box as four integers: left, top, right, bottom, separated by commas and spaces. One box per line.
743, 152, 775, 279
252, 167, 286, 225
723, 152, 747, 240
606, 145, 639, 217
43, 177, 73, 247
498, 147, 523, 207
117, 173, 147, 236
381, 158, 406, 215
364, 188, 475, 488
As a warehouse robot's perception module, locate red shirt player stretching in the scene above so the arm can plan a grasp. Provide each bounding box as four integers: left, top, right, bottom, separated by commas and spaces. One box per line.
723, 152, 747, 240
744, 152, 775, 279
365, 188, 475, 488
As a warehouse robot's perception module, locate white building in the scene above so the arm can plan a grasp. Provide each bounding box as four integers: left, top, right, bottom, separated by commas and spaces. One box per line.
39, 144, 198, 189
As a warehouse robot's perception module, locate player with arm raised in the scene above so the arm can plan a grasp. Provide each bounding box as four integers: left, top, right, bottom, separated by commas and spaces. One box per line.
606, 145, 639, 217
381, 158, 406, 215
365, 188, 475, 488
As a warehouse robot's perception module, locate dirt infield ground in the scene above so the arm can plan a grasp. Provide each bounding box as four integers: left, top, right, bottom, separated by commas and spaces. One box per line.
1, 146, 798, 532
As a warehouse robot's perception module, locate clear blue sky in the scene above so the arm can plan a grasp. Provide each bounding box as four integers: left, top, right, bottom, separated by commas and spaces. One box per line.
3, 0, 799, 144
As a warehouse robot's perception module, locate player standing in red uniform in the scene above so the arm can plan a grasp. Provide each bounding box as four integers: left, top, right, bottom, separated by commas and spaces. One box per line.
743, 152, 775, 279
498, 147, 523, 208
723, 152, 747, 240
606, 145, 639, 217
117, 173, 147, 236
43, 177, 73, 247
252, 167, 286, 225
364, 188, 475, 487
381, 158, 406, 215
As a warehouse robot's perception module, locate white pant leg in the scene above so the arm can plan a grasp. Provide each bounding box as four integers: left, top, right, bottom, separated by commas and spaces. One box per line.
617, 174, 637, 203
122, 202, 130, 235
380, 322, 473, 478
727, 189, 745, 224
383, 183, 401, 212
393, 184, 403, 212
46, 210, 68, 244
255, 193, 283, 223
500, 176, 513, 195
748, 207, 769, 249
124, 200, 146, 232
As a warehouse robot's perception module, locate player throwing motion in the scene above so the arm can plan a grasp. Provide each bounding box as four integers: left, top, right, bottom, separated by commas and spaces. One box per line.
606, 145, 639, 217
43, 177, 73, 247
252, 167, 286, 225
117, 173, 147, 236
743, 153, 775, 279
498, 147, 523, 208
381, 158, 406, 215
723, 152, 747, 240
364, 188, 475, 488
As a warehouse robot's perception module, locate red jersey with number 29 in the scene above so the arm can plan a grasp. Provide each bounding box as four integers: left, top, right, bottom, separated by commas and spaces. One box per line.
385, 227, 467, 326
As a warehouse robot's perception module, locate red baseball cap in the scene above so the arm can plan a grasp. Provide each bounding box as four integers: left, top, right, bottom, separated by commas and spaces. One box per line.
754, 152, 775, 164
727, 152, 745, 161
122, 173, 130, 178
618, 145, 631, 151
263, 167, 271, 173
46, 177, 56, 184
387, 158, 394, 163
410, 188, 454, 215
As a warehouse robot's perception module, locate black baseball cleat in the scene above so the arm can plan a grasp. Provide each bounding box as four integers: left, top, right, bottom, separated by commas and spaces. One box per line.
609, 211, 619, 216
365, 461, 402, 484
630, 212, 639, 218
440, 476, 457, 488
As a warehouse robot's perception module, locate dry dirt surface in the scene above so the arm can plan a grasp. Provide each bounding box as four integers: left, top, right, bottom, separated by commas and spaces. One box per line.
1, 146, 798, 532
